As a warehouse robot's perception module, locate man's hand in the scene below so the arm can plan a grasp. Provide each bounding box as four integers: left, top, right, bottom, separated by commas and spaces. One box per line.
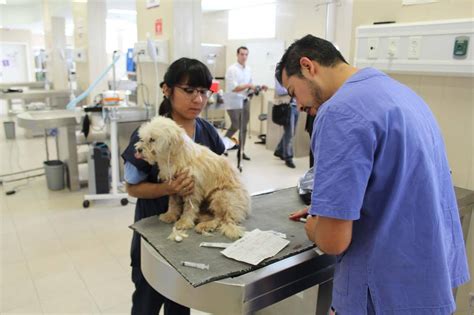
289, 207, 309, 221
166, 171, 194, 197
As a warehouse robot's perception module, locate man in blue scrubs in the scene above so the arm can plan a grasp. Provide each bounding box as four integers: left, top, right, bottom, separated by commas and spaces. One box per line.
278, 35, 469, 314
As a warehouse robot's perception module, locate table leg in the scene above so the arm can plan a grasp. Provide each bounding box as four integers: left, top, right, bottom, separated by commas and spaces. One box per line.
315, 280, 332, 315
44, 129, 50, 161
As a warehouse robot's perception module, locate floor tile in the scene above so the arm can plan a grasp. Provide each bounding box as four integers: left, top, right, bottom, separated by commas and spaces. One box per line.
27, 252, 76, 280
1, 232, 25, 265
75, 256, 126, 289
100, 301, 131, 315
33, 269, 87, 301
87, 275, 133, 311
0, 278, 39, 313
1, 261, 31, 287
1, 299, 43, 314
39, 290, 100, 314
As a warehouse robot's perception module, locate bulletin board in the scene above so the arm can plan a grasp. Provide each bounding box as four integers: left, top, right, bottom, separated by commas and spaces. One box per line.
246, 39, 285, 89
0, 42, 30, 83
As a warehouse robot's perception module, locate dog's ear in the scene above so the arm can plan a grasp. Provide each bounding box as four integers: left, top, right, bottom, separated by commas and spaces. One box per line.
169, 127, 185, 148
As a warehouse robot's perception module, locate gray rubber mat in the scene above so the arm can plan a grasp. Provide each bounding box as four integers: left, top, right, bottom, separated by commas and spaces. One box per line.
130, 187, 315, 287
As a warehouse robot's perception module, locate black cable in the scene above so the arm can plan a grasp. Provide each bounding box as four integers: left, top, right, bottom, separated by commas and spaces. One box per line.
4, 173, 44, 195
3, 173, 44, 184
136, 83, 150, 106
0, 167, 43, 178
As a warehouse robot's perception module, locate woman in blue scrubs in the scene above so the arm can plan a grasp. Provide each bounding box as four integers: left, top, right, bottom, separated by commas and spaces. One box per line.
121, 58, 225, 315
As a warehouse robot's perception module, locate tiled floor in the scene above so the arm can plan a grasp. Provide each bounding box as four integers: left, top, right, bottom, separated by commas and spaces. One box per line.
0, 118, 310, 314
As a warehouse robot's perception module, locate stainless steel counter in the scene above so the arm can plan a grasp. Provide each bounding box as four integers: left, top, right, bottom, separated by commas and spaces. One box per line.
0, 89, 75, 114
0, 81, 49, 90
0, 89, 72, 100
17, 107, 151, 191
17, 110, 81, 191
17, 110, 78, 130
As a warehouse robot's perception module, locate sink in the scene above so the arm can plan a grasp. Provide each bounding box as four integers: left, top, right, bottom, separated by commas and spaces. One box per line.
17, 110, 79, 130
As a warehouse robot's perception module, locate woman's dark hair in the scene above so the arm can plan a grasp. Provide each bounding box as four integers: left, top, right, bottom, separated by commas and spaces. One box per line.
275, 34, 348, 84
159, 57, 213, 116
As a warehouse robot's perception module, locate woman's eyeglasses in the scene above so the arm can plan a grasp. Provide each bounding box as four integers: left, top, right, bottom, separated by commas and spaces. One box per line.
175, 85, 212, 99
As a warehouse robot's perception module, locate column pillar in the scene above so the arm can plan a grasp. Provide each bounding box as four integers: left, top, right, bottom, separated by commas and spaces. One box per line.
42, 0, 68, 89
135, 0, 202, 109
73, 0, 108, 101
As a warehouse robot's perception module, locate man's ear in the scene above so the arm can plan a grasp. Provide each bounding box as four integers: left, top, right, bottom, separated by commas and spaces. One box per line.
299, 57, 317, 77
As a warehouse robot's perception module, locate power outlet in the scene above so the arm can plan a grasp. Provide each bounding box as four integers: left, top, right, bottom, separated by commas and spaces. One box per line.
408, 36, 422, 59
367, 38, 379, 59
387, 37, 400, 59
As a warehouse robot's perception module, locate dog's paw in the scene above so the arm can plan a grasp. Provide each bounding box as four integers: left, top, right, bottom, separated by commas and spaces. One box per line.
159, 212, 178, 224
175, 218, 195, 230
220, 223, 245, 240
195, 221, 218, 234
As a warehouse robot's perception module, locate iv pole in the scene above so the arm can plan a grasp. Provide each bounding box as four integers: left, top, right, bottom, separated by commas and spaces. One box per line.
83, 51, 128, 208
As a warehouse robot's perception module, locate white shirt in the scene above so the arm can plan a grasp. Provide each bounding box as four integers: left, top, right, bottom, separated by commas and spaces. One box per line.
225, 62, 252, 96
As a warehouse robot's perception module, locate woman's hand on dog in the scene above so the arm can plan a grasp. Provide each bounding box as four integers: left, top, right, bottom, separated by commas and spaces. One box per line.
166, 171, 194, 197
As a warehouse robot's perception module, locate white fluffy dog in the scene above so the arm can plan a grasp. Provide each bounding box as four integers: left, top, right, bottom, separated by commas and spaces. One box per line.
135, 116, 251, 240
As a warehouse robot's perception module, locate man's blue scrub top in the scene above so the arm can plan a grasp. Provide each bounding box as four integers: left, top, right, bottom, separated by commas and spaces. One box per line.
309, 68, 469, 314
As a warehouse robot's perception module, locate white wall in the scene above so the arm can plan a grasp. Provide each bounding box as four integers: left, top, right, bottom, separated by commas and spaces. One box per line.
202, 0, 354, 136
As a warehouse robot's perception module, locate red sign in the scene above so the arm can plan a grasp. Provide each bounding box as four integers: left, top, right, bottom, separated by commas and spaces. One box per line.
155, 18, 163, 36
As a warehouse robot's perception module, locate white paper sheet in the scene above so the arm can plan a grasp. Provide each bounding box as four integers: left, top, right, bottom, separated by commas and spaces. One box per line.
221, 229, 290, 265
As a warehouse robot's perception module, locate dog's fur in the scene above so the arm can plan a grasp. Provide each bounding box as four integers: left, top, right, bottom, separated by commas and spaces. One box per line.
135, 116, 250, 239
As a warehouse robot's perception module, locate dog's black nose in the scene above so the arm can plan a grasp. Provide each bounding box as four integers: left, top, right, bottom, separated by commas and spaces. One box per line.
137, 148, 142, 153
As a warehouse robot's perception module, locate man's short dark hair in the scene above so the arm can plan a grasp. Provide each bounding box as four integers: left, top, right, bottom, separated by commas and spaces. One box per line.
275, 35, 348, 84
237, 46, 249, 54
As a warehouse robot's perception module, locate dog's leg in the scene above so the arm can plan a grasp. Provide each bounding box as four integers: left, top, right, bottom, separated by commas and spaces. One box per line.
174, 196, 201, 230
195, 217, 221, 234
159, 195, 183, 224
207, 189, 250, 240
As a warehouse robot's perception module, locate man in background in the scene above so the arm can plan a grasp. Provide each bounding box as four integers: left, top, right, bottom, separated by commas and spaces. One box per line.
224, 46, 267, 160
273, 79, 299, 168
